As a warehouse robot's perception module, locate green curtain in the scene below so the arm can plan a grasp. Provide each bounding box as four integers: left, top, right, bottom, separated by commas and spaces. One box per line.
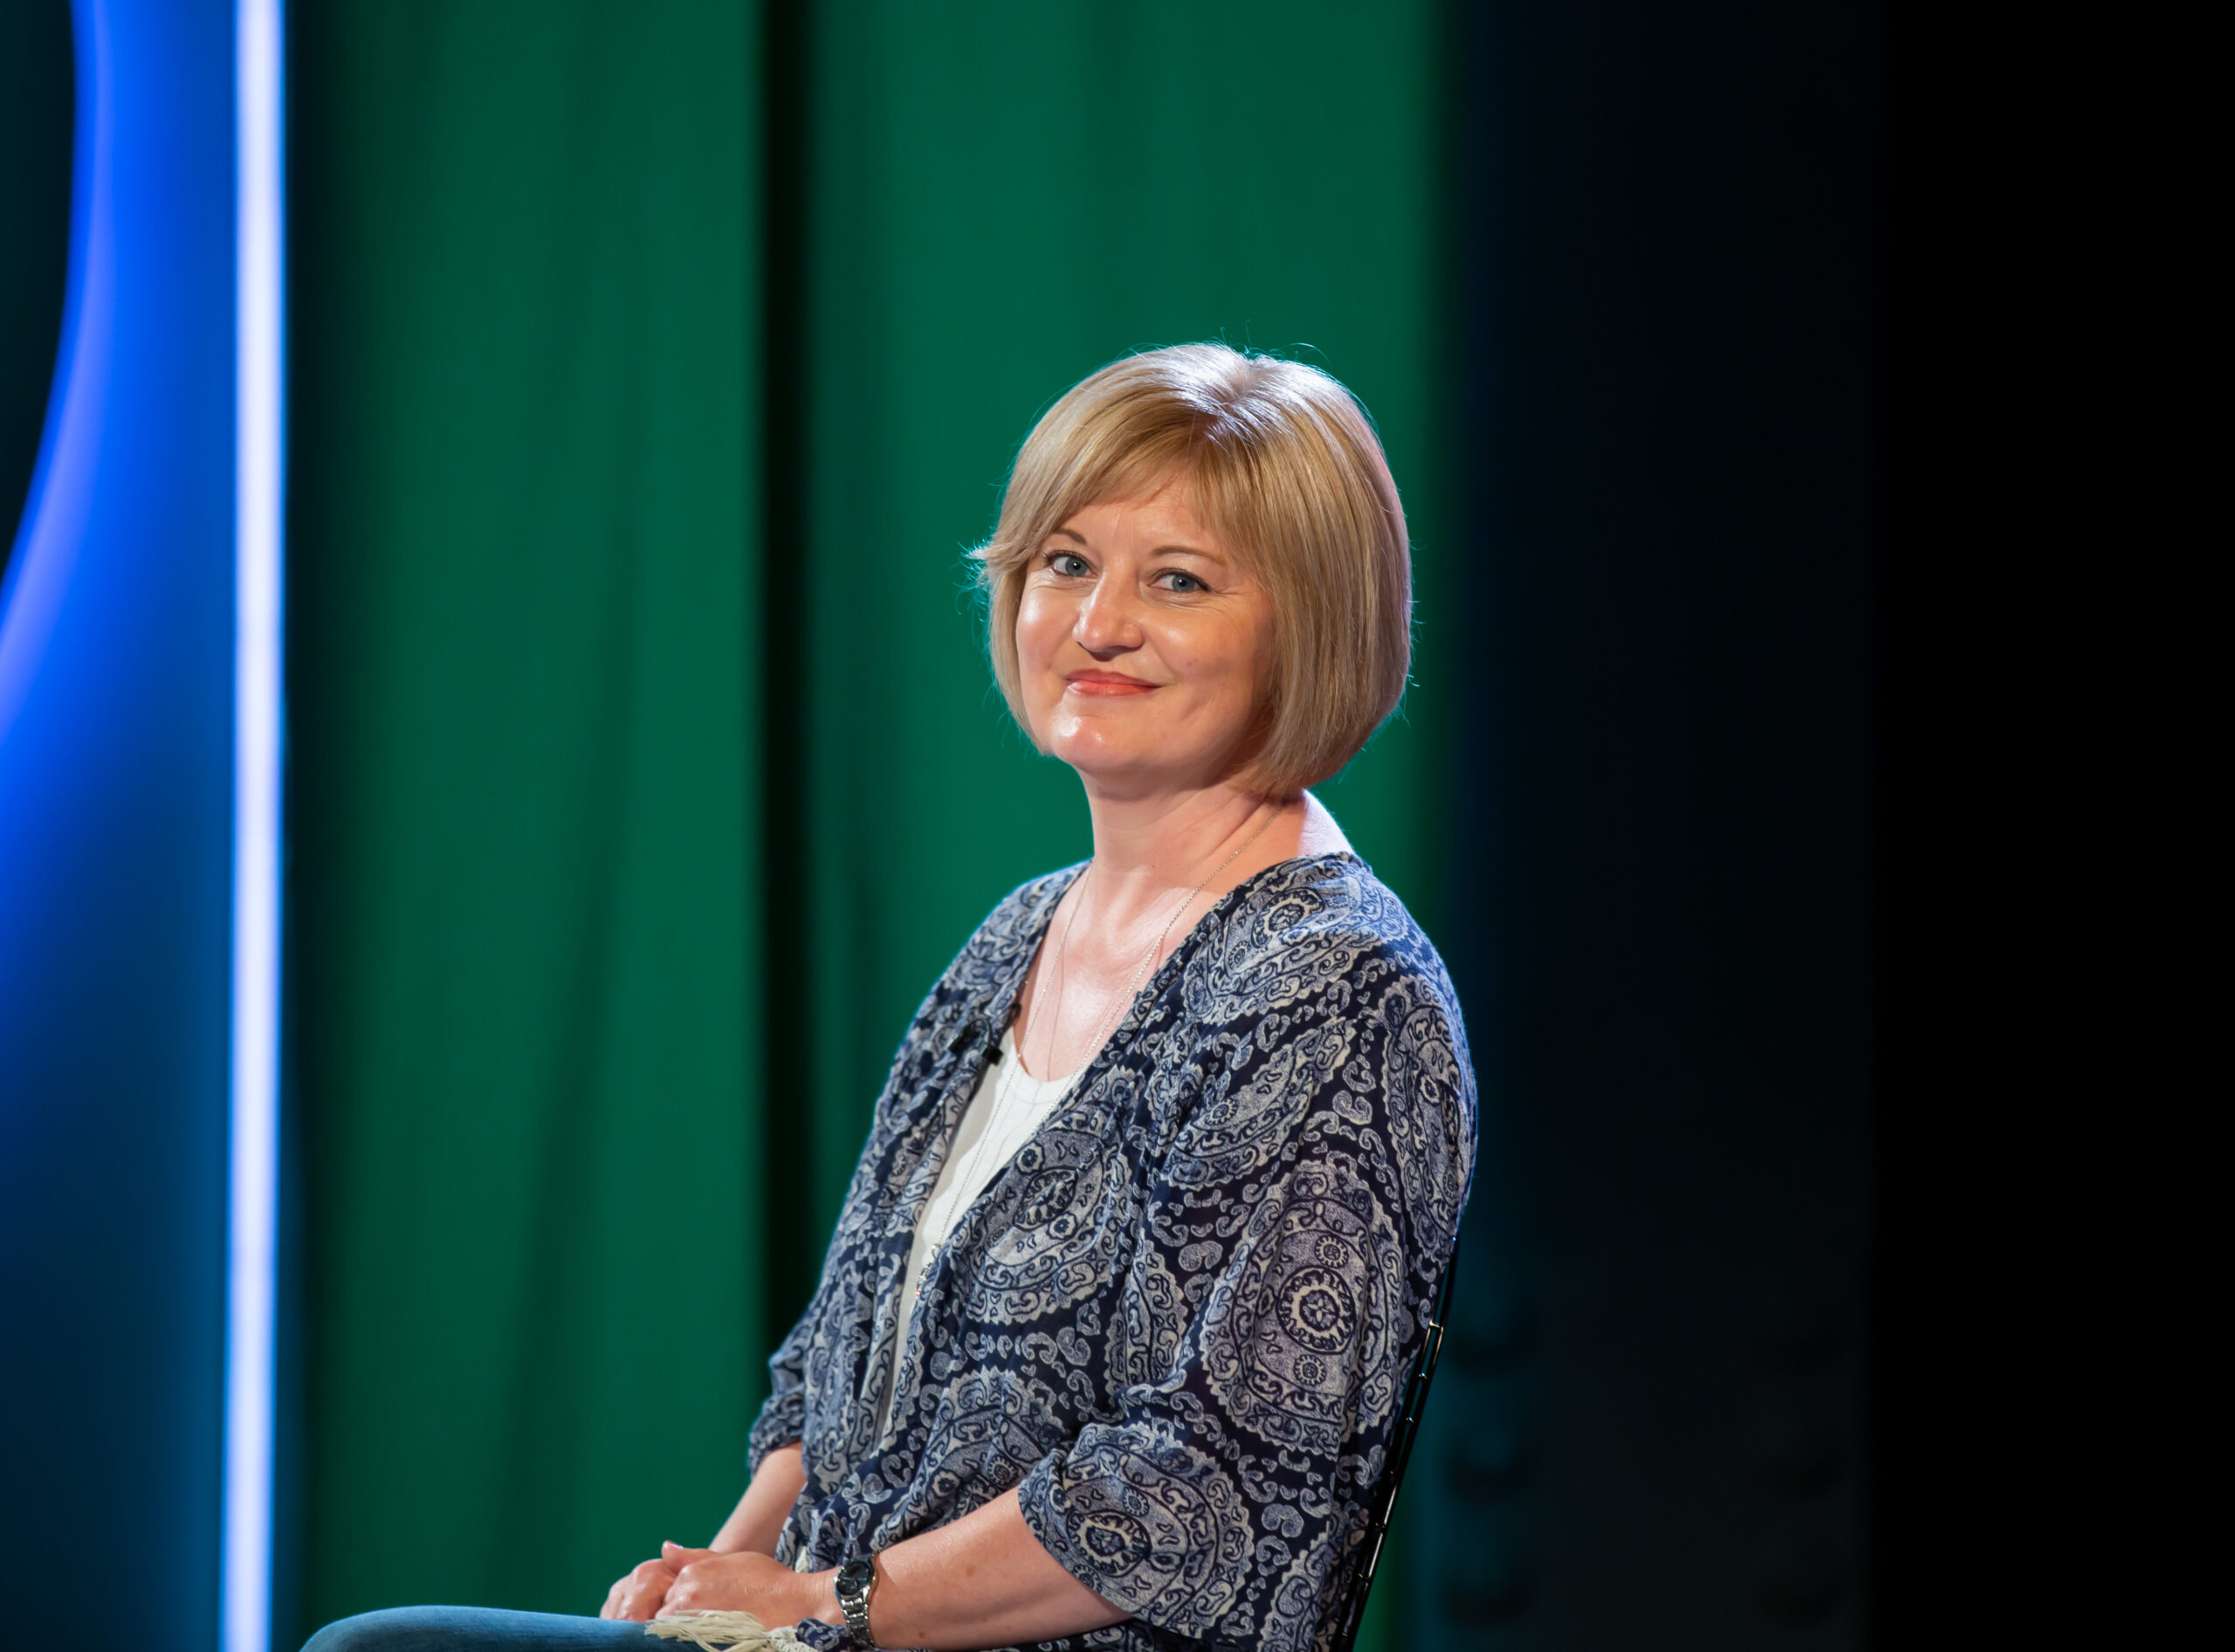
291, 1, 1446, 1642
289, 0, 763, 1630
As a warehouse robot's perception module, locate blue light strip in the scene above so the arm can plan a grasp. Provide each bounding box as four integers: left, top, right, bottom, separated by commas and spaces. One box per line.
224, 3, 285, 1649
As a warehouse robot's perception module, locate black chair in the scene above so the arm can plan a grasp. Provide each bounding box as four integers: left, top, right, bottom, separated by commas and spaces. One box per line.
1326, 1249, 1459, 1652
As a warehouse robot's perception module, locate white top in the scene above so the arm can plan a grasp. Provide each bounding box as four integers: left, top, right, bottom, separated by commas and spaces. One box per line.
877, 1022, 1076, 1436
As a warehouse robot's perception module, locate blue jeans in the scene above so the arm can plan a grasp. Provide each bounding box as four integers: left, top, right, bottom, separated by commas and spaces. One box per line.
302, 1607, 657, 1652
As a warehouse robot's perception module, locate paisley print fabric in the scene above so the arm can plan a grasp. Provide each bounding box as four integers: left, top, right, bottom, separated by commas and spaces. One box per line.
750, 854, 1475, 1652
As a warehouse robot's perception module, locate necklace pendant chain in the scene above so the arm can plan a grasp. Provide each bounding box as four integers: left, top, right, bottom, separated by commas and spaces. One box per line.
1043, 802, 1283, 1077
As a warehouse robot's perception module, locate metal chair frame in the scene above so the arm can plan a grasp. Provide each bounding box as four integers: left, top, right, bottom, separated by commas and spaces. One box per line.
1325, 1249, 1459, 1652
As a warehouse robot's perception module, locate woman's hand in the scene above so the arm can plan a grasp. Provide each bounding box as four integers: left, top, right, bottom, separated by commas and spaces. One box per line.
599, 1554, 680, 1622
601, 1444, 814, 1624
653, 1542, 836, 1629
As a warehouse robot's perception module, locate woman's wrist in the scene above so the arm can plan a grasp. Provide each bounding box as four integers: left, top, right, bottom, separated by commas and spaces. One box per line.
800, 1566, 848, 1629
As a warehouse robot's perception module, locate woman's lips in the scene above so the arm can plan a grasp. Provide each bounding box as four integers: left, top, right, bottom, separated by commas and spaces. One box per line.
1064, 671, 1158, 697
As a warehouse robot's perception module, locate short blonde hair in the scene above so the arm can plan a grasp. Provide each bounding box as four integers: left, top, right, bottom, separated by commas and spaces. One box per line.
977, 344, 1412, 797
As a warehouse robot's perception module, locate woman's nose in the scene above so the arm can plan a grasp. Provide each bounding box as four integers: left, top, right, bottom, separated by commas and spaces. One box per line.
1073, 575, 1143, 654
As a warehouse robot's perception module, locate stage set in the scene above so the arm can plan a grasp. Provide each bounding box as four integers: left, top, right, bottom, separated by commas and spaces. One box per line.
2, 3, 1879, 1649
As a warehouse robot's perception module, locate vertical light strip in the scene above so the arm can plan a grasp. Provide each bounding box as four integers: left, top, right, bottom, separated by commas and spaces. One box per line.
225, 3, 285, 1651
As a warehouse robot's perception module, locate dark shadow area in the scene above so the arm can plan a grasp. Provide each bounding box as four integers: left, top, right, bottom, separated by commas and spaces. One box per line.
0, 0, 74, 583
1420, 0, 1881, 1644
759, 0, 820, 1365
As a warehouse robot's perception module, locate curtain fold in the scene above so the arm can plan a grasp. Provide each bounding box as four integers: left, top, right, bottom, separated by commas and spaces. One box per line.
290, 2, 763, 1631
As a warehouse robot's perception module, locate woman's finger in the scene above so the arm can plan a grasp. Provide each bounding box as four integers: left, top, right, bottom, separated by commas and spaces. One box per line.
601, 1567, 642, 1621
620, 1560, 677, 1621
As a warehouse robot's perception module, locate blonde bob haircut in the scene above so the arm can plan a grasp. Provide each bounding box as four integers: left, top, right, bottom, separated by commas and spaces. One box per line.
977, 344, 1412, 799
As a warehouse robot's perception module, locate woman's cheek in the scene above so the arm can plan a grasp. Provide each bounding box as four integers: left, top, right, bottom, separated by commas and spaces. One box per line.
1018, 626, 1070, 746
1015, 591, 1069, 672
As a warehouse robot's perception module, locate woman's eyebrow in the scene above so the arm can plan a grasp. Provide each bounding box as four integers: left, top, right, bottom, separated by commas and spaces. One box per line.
1045, 527, 1228, 565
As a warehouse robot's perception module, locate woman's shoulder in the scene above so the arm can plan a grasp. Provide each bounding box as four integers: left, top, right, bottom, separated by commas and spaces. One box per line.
1196, 852, 1467, 1030
939, 861, 1087, 983
987, 860, 1086, 940
1225, 852, 1451, 974
1182, 854, 1478, 1244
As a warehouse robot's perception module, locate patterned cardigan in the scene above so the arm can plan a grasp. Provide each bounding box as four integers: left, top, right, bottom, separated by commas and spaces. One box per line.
752, 853, 1476, 1652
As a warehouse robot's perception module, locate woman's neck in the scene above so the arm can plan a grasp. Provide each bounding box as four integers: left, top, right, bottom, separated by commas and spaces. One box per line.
1076, 784, 1351, 927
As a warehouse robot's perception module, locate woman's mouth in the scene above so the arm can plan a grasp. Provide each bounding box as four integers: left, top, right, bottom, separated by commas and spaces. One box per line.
1064, 671, 1159, 697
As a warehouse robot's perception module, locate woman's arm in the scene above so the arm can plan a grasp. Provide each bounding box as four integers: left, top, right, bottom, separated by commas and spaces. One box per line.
856, 1489, 1127, 1648
657, 1488, 1125, 1649
710, 1442, 807, 1555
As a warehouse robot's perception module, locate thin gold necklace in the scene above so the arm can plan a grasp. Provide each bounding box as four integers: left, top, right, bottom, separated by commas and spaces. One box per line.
923, 805, 1284, 1298
1039, 802, 1283, 1079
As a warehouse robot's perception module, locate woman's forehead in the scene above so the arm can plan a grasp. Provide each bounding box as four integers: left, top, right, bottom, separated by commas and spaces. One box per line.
1051, 468, 1242, 551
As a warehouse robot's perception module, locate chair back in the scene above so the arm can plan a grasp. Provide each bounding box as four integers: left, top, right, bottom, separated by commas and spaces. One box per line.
1325, 1249, 1458, 1652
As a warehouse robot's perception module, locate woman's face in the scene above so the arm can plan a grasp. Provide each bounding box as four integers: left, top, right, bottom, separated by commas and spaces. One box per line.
1015, 471, 1275, 798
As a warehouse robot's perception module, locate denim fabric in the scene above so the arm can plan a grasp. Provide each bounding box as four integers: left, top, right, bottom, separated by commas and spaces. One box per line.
302, 1607, 652, 1652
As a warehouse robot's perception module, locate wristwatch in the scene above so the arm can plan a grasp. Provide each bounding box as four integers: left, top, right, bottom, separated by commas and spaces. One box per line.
835, 1556, 877, 1649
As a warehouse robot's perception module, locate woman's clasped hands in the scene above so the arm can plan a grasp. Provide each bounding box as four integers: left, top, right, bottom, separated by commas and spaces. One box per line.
599, 1541, 825, 1628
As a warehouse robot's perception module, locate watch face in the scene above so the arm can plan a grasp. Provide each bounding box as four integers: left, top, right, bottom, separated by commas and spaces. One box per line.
838, 1558, 876, 1596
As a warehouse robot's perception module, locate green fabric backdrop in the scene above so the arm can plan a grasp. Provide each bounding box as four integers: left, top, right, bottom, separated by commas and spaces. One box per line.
290, 2, 1445, 1642
289, 1, 764, 1629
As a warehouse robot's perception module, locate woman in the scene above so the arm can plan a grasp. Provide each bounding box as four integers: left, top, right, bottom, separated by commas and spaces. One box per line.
311, 344, 1475, 1652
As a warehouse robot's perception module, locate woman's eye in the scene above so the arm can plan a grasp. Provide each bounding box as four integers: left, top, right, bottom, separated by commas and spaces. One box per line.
1049, 552, 1091, 577
1155, 571, 1207, 593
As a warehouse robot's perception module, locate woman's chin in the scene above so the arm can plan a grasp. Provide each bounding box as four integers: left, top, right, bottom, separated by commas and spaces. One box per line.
1053, 744, 1240, 799
1055, 748, 1151, 787
1051, 736, 1173, 782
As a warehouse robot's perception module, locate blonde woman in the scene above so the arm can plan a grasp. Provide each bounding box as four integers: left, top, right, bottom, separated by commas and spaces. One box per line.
310, 345, 1475, 1652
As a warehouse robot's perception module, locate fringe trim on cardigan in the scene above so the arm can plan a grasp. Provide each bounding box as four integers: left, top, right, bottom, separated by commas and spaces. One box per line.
643, 1611, 808, 1650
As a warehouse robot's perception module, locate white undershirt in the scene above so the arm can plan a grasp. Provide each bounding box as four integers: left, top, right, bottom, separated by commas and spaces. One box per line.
877, 1022, 1077, 1437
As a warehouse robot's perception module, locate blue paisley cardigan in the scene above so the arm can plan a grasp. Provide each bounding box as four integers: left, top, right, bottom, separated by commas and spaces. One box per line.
752, 853, 1476, 1652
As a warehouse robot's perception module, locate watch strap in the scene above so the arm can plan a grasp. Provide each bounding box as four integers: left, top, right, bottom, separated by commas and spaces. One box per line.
835, 1557, 877, 1649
